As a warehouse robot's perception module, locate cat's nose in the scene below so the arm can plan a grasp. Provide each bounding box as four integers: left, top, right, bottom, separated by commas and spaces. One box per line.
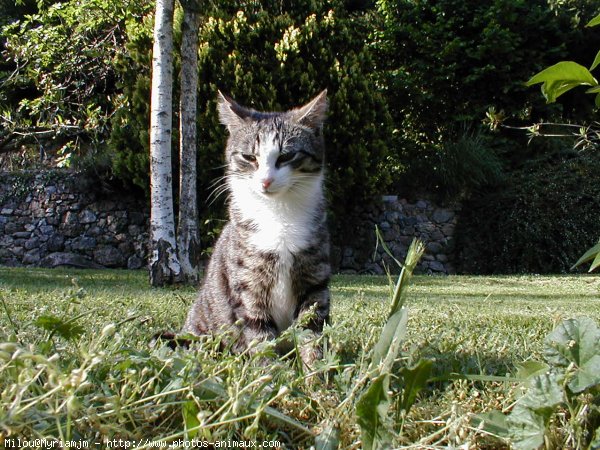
261, 178, 273, 190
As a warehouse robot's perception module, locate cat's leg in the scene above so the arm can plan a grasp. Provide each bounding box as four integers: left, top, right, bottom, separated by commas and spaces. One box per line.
237, 314, 279, 352
227, 287, 279, 355
295, 284, 330, 371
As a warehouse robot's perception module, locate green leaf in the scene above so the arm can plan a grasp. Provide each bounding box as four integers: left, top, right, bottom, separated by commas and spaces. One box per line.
370, 240, 423, 373
544, 317, 600, 392
568, 352, 600, 393
398, 359, 433, 413
519, 373, 564, 415
541, 79, 584, 103
374, 225, 401, 268
315, 421, 340, 450
356, 240, 424, 450
507, 404, 547, 450
586, 13, 600, 27
544, 317, 600, 366
34, 315, 84, 341
370, 307, 409, 374
527, 61, 597, 86
196, 379, 314, 436
591, 251, 600, 272
474, 410, 510, 438
591, 49, 600, 71
527, 62, 598, 103
387, 239, 425, 316
356, 374, 392, 450
571, 240, 600, 271
263, 405, 314, 437
182, 401, 200, 439
586, 86, 600, 94
514, 361, 550, 380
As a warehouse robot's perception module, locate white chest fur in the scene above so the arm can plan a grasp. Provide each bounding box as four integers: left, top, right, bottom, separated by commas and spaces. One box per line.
270, 250, 295, 332
230, 176, 323, 332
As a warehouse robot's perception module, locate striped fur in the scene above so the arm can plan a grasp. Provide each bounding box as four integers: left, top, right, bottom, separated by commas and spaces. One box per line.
183, 91, 330, 368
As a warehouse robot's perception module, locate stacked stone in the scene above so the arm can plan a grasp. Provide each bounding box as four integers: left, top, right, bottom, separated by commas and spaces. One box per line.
1, 171, 458, 274
338, 196, 459, 275
0, 171, 149, 269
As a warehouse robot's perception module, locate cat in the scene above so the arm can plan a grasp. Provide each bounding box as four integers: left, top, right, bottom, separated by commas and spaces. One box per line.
182, 90, 331, 369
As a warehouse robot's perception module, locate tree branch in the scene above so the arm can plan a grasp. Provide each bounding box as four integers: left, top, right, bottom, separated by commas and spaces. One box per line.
0, 125, 85, 154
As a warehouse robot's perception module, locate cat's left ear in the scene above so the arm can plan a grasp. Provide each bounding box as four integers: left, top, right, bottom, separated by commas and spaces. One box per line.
289, 89, 328, 130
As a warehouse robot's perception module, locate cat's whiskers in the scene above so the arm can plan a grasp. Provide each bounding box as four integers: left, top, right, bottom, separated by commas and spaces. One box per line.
207, 173, 241, 206
288, 175, 322, 196
207, 174, 229, 189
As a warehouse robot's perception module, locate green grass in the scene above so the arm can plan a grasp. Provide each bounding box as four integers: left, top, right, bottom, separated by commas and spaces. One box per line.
1, 267, 599, 448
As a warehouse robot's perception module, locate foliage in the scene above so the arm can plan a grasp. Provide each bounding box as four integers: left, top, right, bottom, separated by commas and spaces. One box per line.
526, 60, 599, 105
573, 239, 600, 272
374, 0, 599, 195
477, 317, 600, 449
0, 246, 433, 449
436, 132, 504, 198
3, 0, 393, 242
454, 150, 600, 274
106, 10, 154, 190
524, 12, 600, 273
401, 129, 505, 199
353, 239, 425, 449
525, 12, 600, 107
0, 0, 154, 166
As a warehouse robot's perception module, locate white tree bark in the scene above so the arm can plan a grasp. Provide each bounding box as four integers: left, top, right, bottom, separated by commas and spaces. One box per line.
177, 3, 201, 284
149, 0, 181, 286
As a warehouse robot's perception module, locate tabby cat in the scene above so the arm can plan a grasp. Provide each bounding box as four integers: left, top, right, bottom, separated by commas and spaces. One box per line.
182, 90, 331, 368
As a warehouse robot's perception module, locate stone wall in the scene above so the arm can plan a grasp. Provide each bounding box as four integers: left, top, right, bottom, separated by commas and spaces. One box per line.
0, 171, 459, 274
336, 196, 459, 275
0, 171, 149, 269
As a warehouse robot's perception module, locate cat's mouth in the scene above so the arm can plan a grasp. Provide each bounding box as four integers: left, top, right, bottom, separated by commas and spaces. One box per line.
261, 188, 279, 196
259, 185, 293, 198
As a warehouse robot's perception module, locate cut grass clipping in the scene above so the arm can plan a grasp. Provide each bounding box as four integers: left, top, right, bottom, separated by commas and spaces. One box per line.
1, 242, 600, 448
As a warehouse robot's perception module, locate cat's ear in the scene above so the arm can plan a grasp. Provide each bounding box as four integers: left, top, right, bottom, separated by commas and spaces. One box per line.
289, 89, 328, 130
217, 91, 252, 132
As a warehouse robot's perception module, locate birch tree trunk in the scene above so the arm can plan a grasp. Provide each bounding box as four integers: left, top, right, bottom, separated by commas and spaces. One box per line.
177, 2, 201, 284
149, 0, 181, 286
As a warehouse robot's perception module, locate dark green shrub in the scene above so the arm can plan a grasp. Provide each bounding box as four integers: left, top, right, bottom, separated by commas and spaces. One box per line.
436, 133, 503, 197
455, 150, 600, 274
397, 130, 505, 199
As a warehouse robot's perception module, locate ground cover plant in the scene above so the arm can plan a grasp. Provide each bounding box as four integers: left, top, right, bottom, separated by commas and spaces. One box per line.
1, 262, 600, 448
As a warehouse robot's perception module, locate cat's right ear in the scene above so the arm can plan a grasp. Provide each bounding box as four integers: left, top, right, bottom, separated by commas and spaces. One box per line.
217, 91, 252, 132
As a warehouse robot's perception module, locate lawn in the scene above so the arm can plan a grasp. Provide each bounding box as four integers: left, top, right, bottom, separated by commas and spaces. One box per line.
1, 267, 599, 448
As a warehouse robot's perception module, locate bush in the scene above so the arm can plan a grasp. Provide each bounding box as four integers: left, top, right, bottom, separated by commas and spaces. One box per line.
455, 150, 600, 274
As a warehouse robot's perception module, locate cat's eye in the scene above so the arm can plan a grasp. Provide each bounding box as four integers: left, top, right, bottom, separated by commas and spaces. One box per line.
276, 152, 297, 167
241, 153, 257, 163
